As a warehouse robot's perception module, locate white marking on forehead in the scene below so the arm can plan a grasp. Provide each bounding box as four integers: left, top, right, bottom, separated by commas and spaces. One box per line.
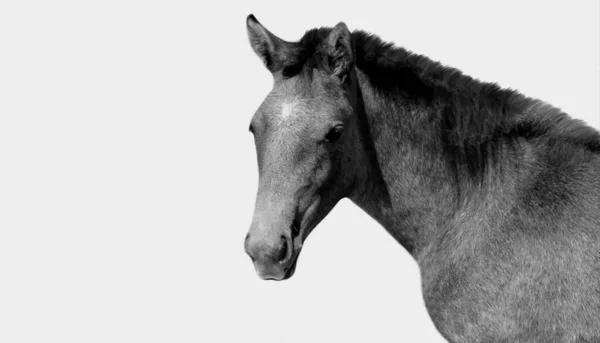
280, 99, 300, 119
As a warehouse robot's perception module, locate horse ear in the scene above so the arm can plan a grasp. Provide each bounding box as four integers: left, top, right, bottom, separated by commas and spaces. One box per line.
325, 22, 354, 82
246, 14, 289, 73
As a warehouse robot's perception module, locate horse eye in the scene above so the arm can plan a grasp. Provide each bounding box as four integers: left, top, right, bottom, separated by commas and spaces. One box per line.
325, 126, 344, 142
249, 124, 254, 134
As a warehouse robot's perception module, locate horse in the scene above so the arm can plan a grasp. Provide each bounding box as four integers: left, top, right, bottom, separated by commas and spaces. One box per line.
242, 14, 600, 342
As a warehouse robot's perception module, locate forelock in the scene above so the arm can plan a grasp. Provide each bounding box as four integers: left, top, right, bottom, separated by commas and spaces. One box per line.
280, 27, 334, 79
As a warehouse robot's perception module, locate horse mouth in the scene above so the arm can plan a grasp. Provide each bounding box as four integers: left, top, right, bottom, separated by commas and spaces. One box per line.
264, 256, 298, 281
279, 221, 303, 280
281, 256, 299, 280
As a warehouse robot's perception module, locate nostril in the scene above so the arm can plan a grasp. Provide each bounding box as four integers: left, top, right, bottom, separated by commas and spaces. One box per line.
245, 233, 256, 262
277, 235, 288, 263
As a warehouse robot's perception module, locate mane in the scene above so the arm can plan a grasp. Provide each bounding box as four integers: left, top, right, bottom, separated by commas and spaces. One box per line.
284, 27, 600, 180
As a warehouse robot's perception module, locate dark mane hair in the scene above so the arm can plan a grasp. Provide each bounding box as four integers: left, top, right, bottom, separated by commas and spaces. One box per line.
283, 27, 600, 180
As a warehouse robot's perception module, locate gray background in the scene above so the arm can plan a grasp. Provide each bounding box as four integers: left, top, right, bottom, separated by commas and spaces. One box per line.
0, 1, 598, 342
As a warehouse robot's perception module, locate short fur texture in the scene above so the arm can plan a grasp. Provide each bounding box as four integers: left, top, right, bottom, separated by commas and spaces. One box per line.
245, 15, 600, 342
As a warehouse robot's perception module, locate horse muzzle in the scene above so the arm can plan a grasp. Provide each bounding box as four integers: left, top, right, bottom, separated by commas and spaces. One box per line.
245, 233, 298, 281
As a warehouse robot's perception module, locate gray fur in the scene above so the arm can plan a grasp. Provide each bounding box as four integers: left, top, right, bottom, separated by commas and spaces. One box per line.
244, 15, 600, 342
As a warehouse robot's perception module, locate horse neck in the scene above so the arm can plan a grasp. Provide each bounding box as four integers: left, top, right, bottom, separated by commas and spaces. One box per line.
347, 68, 524, 258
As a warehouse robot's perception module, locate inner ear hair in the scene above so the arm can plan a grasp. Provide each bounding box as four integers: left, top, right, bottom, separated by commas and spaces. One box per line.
326, 22, 354, 82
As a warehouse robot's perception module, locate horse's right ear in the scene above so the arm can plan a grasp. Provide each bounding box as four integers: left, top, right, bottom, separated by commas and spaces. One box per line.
246, 15, 289, 73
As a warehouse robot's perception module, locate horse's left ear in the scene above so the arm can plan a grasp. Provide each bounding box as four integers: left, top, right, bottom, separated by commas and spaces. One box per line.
325, 22, 354, 82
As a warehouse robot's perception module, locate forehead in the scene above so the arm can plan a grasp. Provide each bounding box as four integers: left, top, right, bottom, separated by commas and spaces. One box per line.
254, 71, 342, 124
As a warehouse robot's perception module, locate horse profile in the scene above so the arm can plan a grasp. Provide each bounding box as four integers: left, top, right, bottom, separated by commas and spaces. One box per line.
243, 14, 600, 342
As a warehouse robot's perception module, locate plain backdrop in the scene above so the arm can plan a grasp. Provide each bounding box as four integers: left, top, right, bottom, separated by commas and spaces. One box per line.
0, 1, 598, 342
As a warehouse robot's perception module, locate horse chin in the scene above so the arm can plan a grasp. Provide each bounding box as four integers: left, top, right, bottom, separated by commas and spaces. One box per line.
256, 253, 300, 281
